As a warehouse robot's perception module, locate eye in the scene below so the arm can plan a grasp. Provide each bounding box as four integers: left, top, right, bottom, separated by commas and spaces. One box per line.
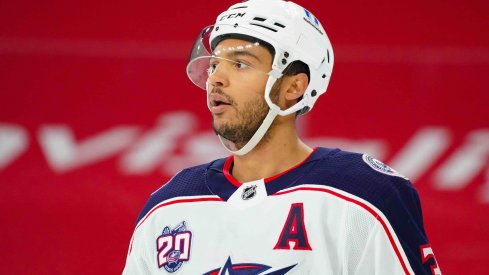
207, 62, 218, 76
234, 61, 249, 69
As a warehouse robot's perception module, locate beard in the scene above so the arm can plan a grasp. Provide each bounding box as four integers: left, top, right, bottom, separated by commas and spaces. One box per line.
211, 85, 280, 150
213, 97, 269, 149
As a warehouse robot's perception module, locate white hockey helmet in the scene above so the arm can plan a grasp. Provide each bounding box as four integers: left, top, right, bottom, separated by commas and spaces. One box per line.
187, 0, 334, 155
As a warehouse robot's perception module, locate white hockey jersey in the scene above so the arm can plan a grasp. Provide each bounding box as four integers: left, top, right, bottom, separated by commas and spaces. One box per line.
123, 148, 441, 274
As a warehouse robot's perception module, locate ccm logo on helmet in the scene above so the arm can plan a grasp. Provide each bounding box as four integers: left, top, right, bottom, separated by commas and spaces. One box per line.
219, 13, 246, 21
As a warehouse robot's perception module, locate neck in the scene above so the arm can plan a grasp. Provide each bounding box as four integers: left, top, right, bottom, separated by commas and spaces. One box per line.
230, 118, 312, 183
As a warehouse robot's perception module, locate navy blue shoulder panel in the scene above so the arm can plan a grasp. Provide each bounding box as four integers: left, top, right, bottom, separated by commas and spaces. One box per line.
302, 148, 432, 274
135, 161, 218, 225
302, 148, 416, 210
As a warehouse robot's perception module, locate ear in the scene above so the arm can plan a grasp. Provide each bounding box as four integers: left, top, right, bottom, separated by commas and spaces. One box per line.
283, 73, 308, 101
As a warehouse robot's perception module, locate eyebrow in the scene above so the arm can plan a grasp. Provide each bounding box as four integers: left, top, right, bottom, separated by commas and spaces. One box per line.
224, 50, 262, 63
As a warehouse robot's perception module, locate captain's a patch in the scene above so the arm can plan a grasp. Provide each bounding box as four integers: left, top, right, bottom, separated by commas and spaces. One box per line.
362, 154, 408, 180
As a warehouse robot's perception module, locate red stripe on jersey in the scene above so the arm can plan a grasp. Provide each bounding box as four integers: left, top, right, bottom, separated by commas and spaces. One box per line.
136, 197, 223, 230
129, 196, 223, 254
274, 186, 411, 275
223, 156, 241, 187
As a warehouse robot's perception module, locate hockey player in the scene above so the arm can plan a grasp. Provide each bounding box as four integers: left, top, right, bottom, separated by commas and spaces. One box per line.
123, 0, 441, 274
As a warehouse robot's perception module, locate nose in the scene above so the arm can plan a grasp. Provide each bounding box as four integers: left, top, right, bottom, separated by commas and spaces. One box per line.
207, 63, 230, 88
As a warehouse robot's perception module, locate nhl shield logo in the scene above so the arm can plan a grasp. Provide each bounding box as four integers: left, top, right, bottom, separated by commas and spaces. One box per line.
156, 221, 192, 273
241, 185, 257, 200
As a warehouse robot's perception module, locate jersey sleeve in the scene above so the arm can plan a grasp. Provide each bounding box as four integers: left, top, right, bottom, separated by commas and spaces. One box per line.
122, 200, 156, 275
354, 221, 411, 275
122, 164, 214, 275
345, 152, 442, 274
122, 244, 151, 275
122, 175, 178, 275
365, 178, 441, 275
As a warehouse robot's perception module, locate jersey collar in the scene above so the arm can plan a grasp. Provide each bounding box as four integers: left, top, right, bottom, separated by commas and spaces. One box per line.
206, 147, 323, 201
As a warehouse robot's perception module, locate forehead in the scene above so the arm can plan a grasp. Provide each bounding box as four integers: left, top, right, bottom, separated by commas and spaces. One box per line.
213, 38, 272, 63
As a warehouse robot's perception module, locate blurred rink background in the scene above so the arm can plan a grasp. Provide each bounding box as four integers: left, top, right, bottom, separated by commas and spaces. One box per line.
0, 0, 488, 274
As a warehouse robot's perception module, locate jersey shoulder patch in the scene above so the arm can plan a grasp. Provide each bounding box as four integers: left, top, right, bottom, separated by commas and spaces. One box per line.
362, 154, 408, 180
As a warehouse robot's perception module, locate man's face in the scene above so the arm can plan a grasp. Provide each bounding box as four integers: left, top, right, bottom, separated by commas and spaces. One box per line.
206, 38, 275, 149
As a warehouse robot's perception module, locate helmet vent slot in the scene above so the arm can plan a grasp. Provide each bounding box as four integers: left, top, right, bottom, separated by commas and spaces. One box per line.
249, 23, 278, 32
274, 22, 286, 28
253, 17, 266, 22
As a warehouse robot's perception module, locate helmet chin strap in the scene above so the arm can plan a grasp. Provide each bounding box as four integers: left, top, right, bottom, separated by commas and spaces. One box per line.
211, 71, 283, 156
218, 106, 280, 156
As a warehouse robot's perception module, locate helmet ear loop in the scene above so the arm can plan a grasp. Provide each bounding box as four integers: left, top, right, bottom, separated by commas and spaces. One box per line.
267, 68, 309, 116
264, 70, 283, 114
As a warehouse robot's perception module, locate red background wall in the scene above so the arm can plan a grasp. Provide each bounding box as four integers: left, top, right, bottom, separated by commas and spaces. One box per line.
0, 0, 488, 274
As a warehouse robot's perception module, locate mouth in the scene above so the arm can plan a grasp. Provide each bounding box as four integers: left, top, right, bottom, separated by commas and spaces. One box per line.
209, 93, 232, 113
